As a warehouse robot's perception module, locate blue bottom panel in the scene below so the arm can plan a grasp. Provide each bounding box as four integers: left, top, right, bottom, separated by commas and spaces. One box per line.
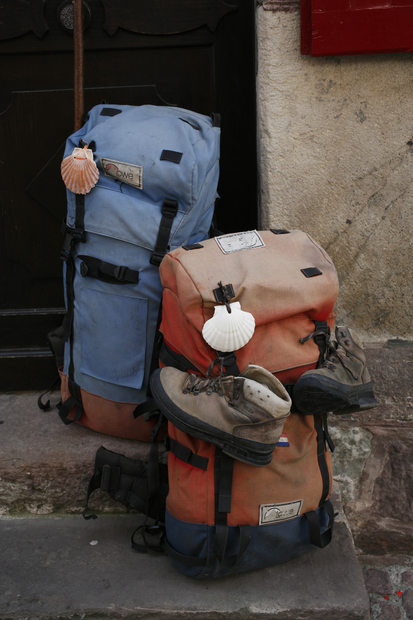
165, 501, 333, 579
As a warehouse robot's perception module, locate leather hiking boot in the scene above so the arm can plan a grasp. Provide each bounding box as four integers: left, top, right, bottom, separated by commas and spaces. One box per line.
293, 326, 378, 416
150, 364, 291, 467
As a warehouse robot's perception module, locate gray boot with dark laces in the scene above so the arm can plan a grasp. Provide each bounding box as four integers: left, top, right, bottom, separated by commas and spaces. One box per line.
150, 364, 291, 466
293, 326, 378, 416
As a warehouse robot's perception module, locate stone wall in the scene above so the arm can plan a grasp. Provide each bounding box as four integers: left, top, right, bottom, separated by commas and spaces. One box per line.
256, 3, 413, 342
256, 2, 413, 559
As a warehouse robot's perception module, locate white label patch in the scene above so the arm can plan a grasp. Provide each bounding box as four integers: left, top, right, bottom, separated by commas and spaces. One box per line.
259, 500, 303, 525
100, 158, 143, 189
215, 230, 265, 254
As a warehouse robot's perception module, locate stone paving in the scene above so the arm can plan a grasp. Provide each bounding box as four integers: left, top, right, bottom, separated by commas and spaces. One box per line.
360, 559, 413, 620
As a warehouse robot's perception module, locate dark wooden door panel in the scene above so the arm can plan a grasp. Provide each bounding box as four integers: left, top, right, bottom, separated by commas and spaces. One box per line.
0, 0, 257, 391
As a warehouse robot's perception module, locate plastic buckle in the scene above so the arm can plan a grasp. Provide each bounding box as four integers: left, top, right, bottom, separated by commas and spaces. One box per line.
60, 248, 70, 261
72, 230, 85, 242
150, 252, 164, 266
162, 199, 178, 218
114, 265, 127, 281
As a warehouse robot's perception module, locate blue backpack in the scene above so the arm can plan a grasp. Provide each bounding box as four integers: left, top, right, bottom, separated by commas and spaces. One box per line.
58, 104, 220, 439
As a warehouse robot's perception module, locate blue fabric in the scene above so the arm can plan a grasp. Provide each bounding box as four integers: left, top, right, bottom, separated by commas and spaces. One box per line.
165, 502, 333, 579
63, 104, 220, 403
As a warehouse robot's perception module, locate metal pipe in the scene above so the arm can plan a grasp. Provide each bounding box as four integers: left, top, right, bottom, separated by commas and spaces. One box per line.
73, 0, 84, 131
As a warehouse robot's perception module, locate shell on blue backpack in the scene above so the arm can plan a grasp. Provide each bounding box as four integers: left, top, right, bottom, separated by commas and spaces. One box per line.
61, 147, 99, 195
202, 302, 255, 352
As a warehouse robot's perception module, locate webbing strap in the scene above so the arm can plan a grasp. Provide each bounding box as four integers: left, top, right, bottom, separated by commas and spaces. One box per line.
150, 199, 178, 266
163, 539, 207, 566
78, 255, 139, 285
82, 471, 101, 520
101, 464, 121, 492
60, 195, 86, 261
133, 398, 158, 419
314, 416, 331, 506
62, 255, 75, 342
58, 382, 83, 426
166, 437, 209, 471
160, 341, 201, 374
314, 320, 330, 367
214, 448, 233, 521
59, 253, 83, 425
212, 448, 251, 568
305, 501, 334, 549
322, 414, 335, 453
216, 351, 240, 377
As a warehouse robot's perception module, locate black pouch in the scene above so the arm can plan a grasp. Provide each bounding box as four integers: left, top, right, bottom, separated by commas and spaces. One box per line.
83, 445, 168, 523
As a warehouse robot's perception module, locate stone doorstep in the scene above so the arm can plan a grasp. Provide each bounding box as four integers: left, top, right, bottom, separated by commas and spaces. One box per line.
0, 516, 369, 620
0, 393, 370, 619
0, 345, 411, 516
0, 390, 160, 516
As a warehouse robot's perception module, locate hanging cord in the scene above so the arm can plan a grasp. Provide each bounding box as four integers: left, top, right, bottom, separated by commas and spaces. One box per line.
217, 281, 232, 314
299, 330, 359, 380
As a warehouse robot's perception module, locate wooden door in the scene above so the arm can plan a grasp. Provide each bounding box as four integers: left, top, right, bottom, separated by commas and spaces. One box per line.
0, 0, 257, 390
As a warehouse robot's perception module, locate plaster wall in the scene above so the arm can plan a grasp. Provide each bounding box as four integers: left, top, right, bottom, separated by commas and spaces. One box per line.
257, 5, 413, 341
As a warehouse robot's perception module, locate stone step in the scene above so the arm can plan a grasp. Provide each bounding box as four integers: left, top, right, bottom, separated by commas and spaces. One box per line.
0, 513, 370, 620
0, 390, 162, 516
0, 390, 370, 619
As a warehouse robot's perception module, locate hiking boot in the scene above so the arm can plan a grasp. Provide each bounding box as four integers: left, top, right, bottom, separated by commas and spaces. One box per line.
293, 325, 378, 416
150, 364, 291, 467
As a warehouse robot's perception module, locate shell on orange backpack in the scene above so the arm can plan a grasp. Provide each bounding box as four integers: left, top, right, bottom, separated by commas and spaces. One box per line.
61, 147, 99, 194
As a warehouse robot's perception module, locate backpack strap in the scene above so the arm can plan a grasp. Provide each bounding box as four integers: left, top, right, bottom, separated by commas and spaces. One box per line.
160, 341, 201, 374
60, 195, 86, 261
150, 198, 178, 266
313, 320, 331, 367
314, 415, 333, 507
163, 447, 251, 570
212, 448, 251, 569
216, 351, 240, 376
58, 254, 84, 425
305, 500, 335, 549
77, 255, 140, 285
166, 436, 209, 471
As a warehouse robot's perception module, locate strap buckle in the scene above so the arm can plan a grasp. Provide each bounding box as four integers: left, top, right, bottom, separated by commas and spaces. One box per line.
150, 251, 164, 267
162, 199, 178, 218
113, 265, 127, 281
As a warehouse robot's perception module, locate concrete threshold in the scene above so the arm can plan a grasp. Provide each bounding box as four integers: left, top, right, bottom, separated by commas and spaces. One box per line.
0, 513, 369, 620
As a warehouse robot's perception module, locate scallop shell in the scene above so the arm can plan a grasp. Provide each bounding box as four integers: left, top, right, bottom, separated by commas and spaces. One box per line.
202, 302, 255, 352
61, 148, 99, 194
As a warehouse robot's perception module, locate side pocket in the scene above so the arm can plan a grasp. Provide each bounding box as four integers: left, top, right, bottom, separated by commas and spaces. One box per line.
78, 285, 148, 390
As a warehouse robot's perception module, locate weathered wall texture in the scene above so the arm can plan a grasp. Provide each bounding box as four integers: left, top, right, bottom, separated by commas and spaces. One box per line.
257, 5, 413, 342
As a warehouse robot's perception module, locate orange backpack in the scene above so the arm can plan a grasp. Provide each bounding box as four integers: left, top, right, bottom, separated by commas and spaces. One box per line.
154, 229, 338, 577
159, 229, 339, 383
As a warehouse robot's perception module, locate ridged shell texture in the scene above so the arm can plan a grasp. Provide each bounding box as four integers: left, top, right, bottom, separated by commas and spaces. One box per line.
202, 302, 255, 352
61, 147, 99, 195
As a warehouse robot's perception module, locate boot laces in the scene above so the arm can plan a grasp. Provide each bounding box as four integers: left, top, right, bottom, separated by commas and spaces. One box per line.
183, 356, 226, 396
300, 329, 359, 380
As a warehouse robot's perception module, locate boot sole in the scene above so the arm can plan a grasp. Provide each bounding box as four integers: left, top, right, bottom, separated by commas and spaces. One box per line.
293, 375, 378, 416
150, 370, 275, 467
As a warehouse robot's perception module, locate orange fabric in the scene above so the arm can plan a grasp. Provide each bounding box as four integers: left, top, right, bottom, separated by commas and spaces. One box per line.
166, 414, 332, 526
159, 230, 338, 377
59, 369, 160, 441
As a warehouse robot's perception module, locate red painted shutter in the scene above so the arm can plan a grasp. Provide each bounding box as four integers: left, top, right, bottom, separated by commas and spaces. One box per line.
301, 0, 413, 56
